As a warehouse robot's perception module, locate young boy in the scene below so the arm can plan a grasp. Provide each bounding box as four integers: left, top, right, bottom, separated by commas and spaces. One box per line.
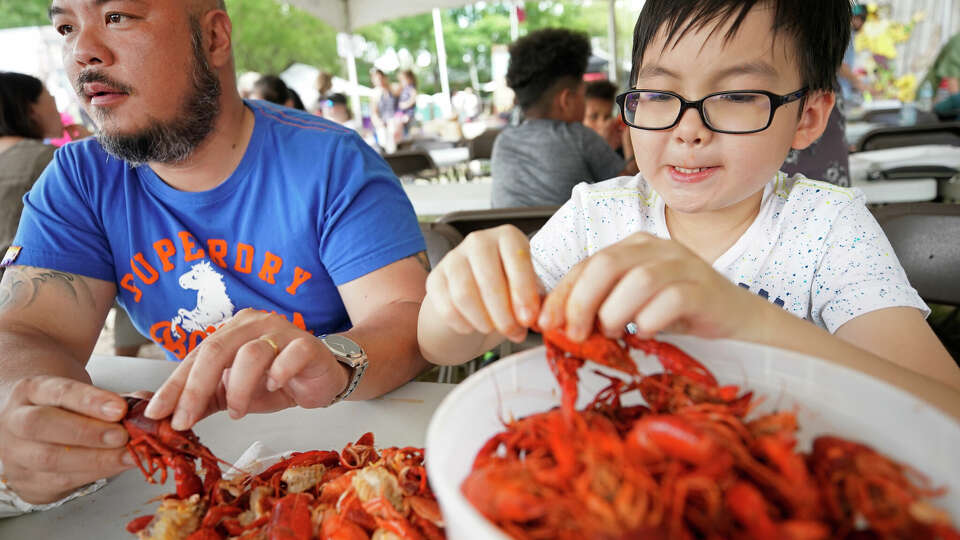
583, 79, 632, 161
491, 28, 638, 208
419, 0, 960, 414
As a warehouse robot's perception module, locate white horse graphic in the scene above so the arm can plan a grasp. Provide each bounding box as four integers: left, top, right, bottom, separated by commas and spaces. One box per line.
171, 261, 235, 338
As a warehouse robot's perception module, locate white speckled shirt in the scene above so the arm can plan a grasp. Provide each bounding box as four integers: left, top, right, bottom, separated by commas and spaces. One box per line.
530, 172, 928, 333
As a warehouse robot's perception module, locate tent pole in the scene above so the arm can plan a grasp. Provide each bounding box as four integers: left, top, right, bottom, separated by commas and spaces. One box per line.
432, 8, 452, 116
340, 0, 363, 123
607, 0, 618, 84
510, 2, 520, 41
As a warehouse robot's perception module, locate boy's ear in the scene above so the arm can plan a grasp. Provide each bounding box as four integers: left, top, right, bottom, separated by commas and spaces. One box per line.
791, 91, 835, 151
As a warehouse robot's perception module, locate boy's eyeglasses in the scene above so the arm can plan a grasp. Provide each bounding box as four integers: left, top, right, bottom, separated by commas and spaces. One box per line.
615, 88, 808, 134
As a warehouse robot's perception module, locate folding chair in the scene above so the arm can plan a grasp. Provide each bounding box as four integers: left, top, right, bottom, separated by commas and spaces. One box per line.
437, 205, 560, 238
870, 203, 960, 305
418, 222, 463, 270
857, 122, 960, 152
468, 128, 502, 161
383, 151, 439, 181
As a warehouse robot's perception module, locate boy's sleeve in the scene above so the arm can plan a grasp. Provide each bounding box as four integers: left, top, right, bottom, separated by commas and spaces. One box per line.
580, 125, 625, 182
317, 134, 426, 286
530, 184, 591, 291
811, 195, 929, 333
7, 146, 114, 281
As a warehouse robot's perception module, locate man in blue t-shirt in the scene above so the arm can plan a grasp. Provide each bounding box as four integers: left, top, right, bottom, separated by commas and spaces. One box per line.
0, 0, 429, 507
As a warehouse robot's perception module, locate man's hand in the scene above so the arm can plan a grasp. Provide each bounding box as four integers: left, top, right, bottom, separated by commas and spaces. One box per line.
0, 377, 133, 504
538, 232, 765, 343
424, 225, 542, 344
145, 309, 349, 431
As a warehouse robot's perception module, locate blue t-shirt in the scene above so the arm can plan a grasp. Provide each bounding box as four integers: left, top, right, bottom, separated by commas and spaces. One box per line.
11, 101, 425, 360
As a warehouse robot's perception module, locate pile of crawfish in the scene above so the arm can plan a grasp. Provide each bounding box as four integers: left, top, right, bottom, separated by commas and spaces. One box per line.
462, 330, 960, 540
120, 397, 444, 540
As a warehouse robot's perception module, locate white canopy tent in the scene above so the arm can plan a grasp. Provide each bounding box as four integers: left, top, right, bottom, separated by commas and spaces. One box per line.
281, 0, 621, 122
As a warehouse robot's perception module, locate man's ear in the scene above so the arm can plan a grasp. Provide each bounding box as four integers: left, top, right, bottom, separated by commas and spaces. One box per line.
202, 9, 233, 69
554, 86, 573, 116
791, 90, 835, 151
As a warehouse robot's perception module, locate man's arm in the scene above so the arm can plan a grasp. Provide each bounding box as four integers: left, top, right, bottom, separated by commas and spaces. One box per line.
335, 252, 430, 399
0, 265, 116, 398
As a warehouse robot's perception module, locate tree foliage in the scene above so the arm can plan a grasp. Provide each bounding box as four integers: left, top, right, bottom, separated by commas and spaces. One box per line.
0, 0, 638, 93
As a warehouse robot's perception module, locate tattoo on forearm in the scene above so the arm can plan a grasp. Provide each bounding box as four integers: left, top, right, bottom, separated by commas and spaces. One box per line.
0, 267, 95, 312
414, 251, 431, 272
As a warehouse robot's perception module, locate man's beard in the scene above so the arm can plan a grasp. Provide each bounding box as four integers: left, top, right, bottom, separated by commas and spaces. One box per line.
90, 19, 222, 166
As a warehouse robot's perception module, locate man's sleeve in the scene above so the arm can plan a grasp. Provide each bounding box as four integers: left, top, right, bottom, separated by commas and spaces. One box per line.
812, 194, 929, 333
6, 146, 114, 281
579, 124, 625, 182
318, 134, 426, 286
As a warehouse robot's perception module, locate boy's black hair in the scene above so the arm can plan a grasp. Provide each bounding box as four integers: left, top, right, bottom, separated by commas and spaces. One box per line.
506, 28, 590, 112
0, 72, 45, 139
585, 80, 618, 102
630, 0, 851, 92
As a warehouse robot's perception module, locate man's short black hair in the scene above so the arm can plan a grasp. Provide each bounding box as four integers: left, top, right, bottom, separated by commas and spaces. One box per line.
506, 28, 590, 112
630, 0, 851, 92
585, 80, 618, 102
0, 72, 45, 139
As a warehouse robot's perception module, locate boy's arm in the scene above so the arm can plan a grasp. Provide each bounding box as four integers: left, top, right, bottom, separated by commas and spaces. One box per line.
741, 299, 960, 419
833, 307, 960, 388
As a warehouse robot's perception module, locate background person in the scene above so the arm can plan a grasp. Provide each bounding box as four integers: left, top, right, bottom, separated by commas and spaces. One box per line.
370, 68, 398, 153
583, 79, 634, 162
0, 72, 63, 257
394, 69, 418, 138
490, 28, 637, 208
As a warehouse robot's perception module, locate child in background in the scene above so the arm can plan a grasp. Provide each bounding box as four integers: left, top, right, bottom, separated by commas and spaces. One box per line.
583, 79, 634, 161
491, 28, 638, 208
418, 0, 960, 413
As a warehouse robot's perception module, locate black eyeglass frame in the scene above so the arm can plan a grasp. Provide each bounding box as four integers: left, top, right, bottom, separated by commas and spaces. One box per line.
615, 87, 809, 134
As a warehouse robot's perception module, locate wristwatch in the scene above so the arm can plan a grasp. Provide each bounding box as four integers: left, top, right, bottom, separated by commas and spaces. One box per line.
320, 334, 368, 405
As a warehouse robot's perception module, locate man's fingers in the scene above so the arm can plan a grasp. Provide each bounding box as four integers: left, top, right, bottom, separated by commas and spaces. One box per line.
3, 459, 131, 505
224, 337, 282, 419
3, 438, 133, 475
144, 356, 195, 420
16, 377, 127, 422
6, 405, 128, 448
498, 232, 541, 328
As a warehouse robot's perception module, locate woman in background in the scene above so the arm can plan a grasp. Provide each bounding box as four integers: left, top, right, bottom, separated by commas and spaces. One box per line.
0, 72, 63, 253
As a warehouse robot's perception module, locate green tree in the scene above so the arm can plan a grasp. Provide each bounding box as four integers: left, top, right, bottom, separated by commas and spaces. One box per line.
0, 0, 50, 30
225, 0, 339, 75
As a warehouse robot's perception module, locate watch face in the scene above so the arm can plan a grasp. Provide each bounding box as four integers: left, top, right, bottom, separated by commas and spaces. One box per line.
323, 334, 364, 358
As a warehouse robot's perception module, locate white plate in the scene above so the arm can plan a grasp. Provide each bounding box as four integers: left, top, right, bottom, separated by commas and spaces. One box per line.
424, 335, 960, 540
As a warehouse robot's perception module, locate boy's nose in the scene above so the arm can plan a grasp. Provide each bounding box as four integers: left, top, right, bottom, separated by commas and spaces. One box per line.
672, 108, 712, 147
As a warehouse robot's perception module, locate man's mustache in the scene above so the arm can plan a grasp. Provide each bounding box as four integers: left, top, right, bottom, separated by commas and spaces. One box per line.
75, 70, 134, 96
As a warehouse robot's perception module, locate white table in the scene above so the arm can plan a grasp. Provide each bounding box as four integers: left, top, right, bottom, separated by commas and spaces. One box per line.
427, 147, 470, 169
0, 355, 455, 538
403, 180, 492, 217
851, 177, 939, 203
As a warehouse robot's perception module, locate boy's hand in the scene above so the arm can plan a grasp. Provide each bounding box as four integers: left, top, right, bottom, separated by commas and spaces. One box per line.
538, 232, 765, 342
424, 225, 542, 343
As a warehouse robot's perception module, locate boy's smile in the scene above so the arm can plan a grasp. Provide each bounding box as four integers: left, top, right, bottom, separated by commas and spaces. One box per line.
630, 6, 830, 216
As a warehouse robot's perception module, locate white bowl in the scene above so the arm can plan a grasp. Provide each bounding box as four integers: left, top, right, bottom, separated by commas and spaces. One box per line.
425, 335, 960, 540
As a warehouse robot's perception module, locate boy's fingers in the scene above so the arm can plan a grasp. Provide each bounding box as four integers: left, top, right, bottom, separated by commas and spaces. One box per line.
633, 282, 695, 338
596, 259, 691, 336
466, 239, 523, 341
425, 271, 474, 334
442, 256, 494, 335
538, 263, 586, 332
563, 252, 630, 341
498, 233, 541, 327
